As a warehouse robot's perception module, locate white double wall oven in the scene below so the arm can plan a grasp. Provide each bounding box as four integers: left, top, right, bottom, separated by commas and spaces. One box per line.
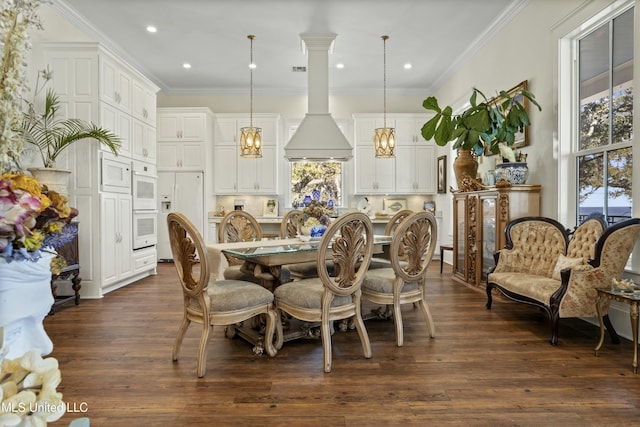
100, 153, 158, 251
131, 160, 158, 250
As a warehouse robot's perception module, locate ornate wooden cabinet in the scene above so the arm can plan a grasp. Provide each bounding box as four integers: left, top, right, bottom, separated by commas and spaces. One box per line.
453, 185, 541, 289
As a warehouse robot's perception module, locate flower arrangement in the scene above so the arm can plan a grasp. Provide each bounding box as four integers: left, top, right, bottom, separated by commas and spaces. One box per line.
0, 173, 78, 267
0, 0, 43, 174
300, 200, 332, 228
0, 349, 65, 425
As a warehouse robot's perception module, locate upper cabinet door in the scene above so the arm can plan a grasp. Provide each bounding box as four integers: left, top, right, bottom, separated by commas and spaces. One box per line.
100, 56, 132, 113
157, 113, 205, 141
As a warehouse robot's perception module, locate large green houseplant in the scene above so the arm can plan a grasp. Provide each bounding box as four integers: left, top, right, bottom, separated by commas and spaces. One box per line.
22, 86, 121, 169
21, 72, 121, 194
421, 83, 541, 188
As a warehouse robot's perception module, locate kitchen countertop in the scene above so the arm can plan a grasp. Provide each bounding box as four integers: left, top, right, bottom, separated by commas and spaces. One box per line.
208, 212, 392, 224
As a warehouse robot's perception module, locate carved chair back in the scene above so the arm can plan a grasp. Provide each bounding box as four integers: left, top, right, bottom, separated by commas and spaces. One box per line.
218, 210, 263, 266
390, 211, 437, 283
280, 209, 302, 239
167, 212, 210, 319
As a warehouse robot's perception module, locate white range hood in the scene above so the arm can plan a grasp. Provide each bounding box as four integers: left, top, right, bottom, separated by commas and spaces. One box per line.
284, 34, 353, 161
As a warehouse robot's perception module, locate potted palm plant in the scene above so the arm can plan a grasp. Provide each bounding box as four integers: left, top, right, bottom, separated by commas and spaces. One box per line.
421, 82, 541, 189
22, 71, 121, 195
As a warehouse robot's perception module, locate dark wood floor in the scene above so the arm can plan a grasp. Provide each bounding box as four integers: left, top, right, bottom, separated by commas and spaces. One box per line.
44, 263, 640, 426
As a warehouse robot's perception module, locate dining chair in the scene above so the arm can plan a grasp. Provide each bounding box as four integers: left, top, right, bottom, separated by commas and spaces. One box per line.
361, 211, 438, 346
368, 209, 413, 270
279, 209, 332, 280
280, 209, 302, 238
167, 212, 279, 377
273, 212, 374, 372
217, 210, 269, 285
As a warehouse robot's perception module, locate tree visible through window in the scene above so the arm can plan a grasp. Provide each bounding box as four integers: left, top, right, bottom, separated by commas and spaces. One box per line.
577, 7, 633, 225
290, 161, 342, 208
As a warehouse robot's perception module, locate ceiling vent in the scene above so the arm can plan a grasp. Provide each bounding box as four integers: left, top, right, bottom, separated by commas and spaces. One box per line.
284, 34, 353, 162
292, 66, 307, 72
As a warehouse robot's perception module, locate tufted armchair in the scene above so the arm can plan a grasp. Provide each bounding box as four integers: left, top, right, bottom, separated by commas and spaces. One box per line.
486, 215, 617, 345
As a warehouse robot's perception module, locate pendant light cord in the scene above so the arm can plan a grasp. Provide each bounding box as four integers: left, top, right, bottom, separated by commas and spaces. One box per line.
382, 35, 388, 129
248, 34, 255, 128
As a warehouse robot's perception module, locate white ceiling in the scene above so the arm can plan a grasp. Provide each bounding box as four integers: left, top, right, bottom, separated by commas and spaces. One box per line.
52, 0, 526, 96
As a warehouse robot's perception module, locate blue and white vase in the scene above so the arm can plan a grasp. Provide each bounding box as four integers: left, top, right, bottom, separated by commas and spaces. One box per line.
495, 162, 529, 185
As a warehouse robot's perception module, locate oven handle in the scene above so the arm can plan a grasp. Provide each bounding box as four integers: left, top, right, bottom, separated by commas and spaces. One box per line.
132, 171, 158, 179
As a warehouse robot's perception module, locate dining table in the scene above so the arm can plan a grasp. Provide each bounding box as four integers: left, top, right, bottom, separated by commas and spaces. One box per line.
207, 235, 393, 289
205, 235, 394, 350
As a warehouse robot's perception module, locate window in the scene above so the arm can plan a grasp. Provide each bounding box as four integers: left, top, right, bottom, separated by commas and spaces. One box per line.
576, 7, 634, 226
287, 123, 344, 208
290, 161, 342, 208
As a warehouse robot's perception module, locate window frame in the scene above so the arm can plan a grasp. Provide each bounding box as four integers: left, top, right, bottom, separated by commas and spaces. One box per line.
557, 0, 638, 274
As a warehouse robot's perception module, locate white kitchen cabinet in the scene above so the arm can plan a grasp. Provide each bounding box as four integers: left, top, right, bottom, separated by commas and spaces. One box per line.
355, 145, 395, 193
237, 145, 277, 193
354, 116, 395, 194
157, 140, 205, 170
133, 79, 156, 126
353, 113, 435, 195
100, 193, 133, 287
101, 56, 132, 113
157, 112, 206, 141
133, 119, 156, 163
213, 114, 279, 195
156, 108, 213, 172
394, 117, 427, 144
395, 144, 436, 193
41, 42, 159, 297
156, 108, 213, 241
213, 145, 238, 193
100, 102, 131, 157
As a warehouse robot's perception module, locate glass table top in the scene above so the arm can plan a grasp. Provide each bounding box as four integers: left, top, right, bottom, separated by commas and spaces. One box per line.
222, 235, 393, 259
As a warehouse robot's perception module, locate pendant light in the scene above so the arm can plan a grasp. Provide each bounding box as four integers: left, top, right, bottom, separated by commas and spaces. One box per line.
374, 35, 395, 158
240, 34, 262, 158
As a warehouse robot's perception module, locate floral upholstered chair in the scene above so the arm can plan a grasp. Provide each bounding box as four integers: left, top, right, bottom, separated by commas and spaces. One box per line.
167, 212, 279, 377
361, 211, 438, 346
487, 216, 638, 345
561, 218, 640, 335
274, 212, 374, 372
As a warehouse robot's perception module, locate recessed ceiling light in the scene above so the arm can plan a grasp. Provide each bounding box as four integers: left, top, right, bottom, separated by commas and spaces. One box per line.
403, 63, 412, 69
146, 26, 157, 33
249, 62, 257, 69
336, 63, 344, 69
183, 63, 191, 69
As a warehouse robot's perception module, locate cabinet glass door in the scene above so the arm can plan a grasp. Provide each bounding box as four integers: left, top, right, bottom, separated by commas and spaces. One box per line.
455, 198, 466, 277
481, 197, 496, 280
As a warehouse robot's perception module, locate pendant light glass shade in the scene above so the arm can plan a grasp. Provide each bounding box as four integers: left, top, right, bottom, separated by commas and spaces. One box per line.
374, 35, 395, 158
240, 34, 262, 158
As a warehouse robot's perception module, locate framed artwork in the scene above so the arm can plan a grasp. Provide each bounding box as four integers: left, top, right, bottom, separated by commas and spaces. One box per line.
263, 198, 278, 217
424, 201, 436, 214
383, 198, 407, 213
437, 155, 447, 194
484, 80, 529, 156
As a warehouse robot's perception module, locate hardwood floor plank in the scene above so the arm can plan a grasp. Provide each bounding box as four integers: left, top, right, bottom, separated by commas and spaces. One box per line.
42, 263, 640, 426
